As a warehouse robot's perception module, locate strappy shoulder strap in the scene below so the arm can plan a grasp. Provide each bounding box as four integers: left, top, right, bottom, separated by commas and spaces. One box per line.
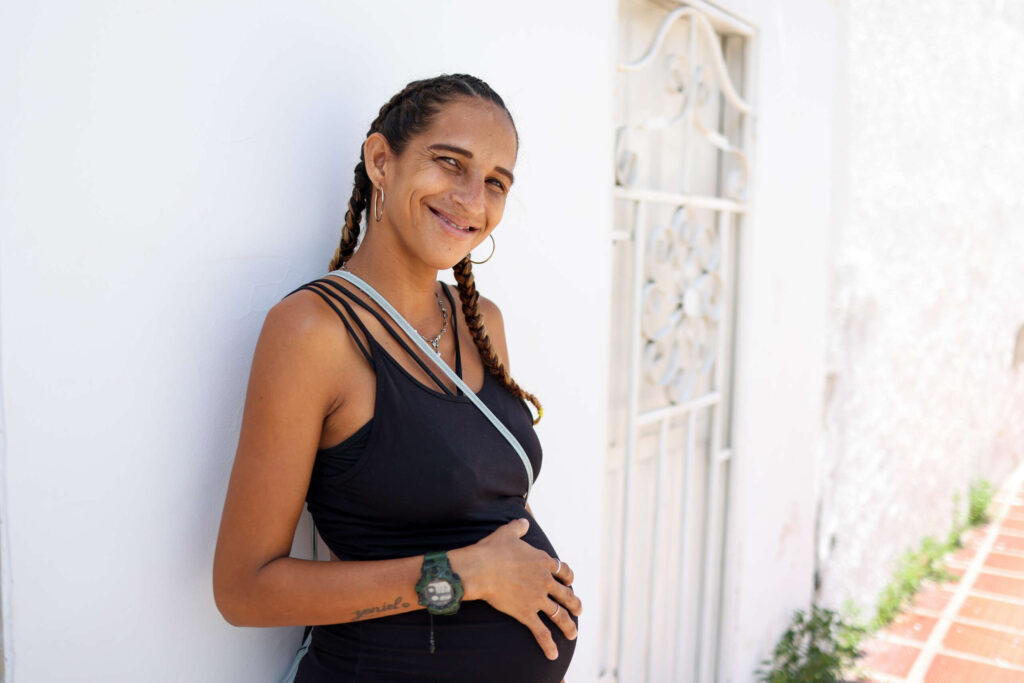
440, 282, 463, 394
329, 270, 535, 498
293, 281, 374, 364
314, 278, 457, 396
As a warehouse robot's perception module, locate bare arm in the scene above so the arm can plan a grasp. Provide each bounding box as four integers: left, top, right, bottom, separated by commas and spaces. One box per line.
213, 293, 421, 627
212, 292, 580, 657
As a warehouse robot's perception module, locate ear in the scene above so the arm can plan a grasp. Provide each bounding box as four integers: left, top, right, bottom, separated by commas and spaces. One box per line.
363, 132, 392, 188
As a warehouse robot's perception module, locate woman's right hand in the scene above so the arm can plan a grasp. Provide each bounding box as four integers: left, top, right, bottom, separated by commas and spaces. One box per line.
449, 518, 582, 660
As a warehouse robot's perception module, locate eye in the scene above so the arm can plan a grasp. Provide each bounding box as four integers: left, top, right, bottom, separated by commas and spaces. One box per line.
487, 178, 508, 193
436, 156, 459, 169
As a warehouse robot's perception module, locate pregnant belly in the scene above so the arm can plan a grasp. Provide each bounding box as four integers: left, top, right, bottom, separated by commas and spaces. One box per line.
298, 601, 576, 683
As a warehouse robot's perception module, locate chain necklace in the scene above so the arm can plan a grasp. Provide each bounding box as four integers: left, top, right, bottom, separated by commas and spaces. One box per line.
341, 261, 448, 354
422, 291, 449, 354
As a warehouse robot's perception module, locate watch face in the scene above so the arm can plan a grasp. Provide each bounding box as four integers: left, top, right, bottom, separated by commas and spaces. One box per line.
425, 578, 453, 607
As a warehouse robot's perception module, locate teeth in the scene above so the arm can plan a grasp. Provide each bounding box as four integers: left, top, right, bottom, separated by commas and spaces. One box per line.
435, 209, 473, 231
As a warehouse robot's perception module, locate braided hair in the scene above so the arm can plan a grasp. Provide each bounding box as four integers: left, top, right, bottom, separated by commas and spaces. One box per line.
330, 74, 543, 424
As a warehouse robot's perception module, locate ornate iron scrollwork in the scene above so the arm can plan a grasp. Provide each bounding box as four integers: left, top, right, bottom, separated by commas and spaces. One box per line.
640, 207, 721, 403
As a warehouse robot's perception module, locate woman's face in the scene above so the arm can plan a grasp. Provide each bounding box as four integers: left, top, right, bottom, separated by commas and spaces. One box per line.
367, 97, 518, 270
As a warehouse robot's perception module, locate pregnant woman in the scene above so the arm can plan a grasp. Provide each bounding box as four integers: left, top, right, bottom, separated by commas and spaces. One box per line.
213, 73, 581, 681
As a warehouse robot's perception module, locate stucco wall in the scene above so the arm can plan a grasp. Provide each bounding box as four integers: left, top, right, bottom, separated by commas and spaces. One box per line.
817, 0, 1024, 615
0, 2, 613, 680
712, 0, 839, 680
12, 0, 996, 680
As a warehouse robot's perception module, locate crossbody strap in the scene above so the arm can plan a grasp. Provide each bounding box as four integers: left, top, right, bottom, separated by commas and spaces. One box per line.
329, 269, 534, 499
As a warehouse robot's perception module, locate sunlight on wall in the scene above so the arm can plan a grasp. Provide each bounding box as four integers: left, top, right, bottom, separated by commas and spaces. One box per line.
818, 0, 1024, 614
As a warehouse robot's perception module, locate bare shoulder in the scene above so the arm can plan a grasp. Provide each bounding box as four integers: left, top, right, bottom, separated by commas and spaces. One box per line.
477, 295, 510, 365
255, 287, 360, 408
447, 284, 511, 368
265, 287, 330, 334
476, 294, 505, 329
263, 288, 348, 359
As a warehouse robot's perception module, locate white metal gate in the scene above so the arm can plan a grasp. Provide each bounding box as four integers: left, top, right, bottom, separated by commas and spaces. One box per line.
601, 1, 755, 681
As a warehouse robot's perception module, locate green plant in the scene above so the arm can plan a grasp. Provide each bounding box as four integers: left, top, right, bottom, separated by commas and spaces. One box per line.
947, 490, 965, 548
760, 478, 999, 681
757, 604, 865, 682
967, 478, 994, 527
871, 535, 959, 630
870, 479, 995, 631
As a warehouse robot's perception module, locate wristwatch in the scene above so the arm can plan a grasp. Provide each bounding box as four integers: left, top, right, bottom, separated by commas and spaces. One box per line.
415, 551, 464, 615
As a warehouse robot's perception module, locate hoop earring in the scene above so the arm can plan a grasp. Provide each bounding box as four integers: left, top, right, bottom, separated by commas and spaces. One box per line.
373, 186, 385, 222
469, 234, 496, 264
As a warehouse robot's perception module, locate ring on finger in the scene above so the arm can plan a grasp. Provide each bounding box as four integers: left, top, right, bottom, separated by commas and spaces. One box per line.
554, 559, 562, 577
549, 604, 561, 619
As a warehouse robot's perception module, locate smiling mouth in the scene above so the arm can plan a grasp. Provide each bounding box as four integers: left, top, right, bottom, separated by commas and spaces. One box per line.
430, 207, 478, 233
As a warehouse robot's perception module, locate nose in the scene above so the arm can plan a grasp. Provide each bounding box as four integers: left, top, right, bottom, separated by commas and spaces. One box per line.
451, 173, 486, 223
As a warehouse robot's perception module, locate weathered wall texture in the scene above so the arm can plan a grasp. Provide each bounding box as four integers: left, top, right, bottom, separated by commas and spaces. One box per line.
817, 0, 1024, 613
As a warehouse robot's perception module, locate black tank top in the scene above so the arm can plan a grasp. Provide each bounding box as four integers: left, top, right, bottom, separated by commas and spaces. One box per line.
287, 276, 577, 682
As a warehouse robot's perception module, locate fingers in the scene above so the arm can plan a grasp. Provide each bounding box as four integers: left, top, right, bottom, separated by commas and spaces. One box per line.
468, 531, 581, 662
542, 598, 579, 642
552, 558, 575, 586
548, 558, 582, 616
550, 579, 583, 617
526, 614, 560, 661
506, 517, 530, 539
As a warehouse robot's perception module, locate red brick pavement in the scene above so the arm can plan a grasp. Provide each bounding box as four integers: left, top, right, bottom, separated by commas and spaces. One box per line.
851, 472, 1024, 682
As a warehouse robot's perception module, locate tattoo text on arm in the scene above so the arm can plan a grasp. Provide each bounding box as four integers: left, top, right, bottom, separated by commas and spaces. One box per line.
353, 596, 411, 621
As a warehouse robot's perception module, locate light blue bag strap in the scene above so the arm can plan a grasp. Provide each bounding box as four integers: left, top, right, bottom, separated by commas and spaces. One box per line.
328, 269, 534, 498
278, 630, 312, 683
281, 510, 317, 682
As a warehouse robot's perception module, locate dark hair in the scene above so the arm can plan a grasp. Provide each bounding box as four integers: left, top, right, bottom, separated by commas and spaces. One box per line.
330, 74, 542, 423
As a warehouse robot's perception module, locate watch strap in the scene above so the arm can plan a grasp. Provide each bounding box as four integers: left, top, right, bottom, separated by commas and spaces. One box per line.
415, 551, 464, 616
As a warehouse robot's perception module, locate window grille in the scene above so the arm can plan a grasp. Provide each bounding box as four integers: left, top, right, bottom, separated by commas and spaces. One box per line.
602, 2, 755, 680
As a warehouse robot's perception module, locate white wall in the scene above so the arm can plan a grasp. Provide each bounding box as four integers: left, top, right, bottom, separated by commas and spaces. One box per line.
0, 2, 614, 680
817, 0, 1024, 616
712, 2, 1024, 680
713, 0, 839, 680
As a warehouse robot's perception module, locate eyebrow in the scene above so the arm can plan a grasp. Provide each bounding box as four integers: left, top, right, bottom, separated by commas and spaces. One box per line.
427, 143, 515, 184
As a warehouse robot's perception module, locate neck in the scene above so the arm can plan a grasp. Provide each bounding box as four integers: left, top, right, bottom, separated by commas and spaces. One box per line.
339, 228, 442, 324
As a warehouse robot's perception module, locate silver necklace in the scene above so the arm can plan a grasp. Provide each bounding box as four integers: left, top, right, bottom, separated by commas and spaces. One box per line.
423, 291, 449, 354
341, 261, 448, 354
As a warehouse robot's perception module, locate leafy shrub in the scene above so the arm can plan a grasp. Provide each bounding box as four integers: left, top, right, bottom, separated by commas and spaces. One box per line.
967, 478, 994, 526
757, 605, 865, 682
759, 478, 995, 680
871, 536, 957, 630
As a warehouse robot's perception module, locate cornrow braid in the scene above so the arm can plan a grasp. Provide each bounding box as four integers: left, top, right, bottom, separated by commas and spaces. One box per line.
330, 74, 541, 422
328, 160, 370, 271
453, 256, 543, 424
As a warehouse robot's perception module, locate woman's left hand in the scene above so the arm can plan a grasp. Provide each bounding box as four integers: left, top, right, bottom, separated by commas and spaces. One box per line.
449, 518, 582, 660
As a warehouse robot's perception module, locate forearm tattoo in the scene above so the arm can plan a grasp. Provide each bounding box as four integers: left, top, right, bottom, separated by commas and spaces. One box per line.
353, 596, 411, 621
